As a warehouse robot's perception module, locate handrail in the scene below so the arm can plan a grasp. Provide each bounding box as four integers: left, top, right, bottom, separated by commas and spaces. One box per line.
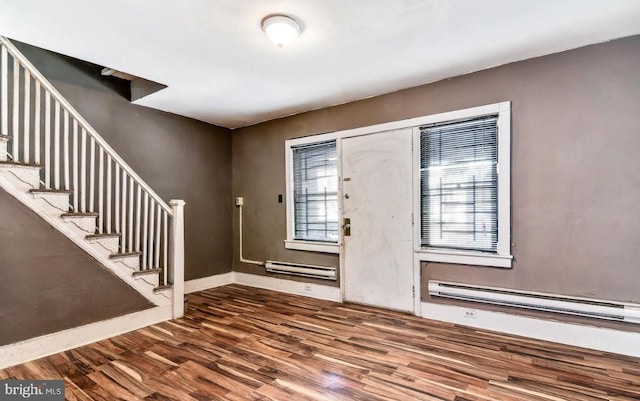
0, 36, 172, 216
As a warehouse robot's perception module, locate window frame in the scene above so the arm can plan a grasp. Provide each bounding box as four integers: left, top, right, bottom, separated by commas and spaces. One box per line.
285, 135, 341, 254
283, 101, 511, 264
413, 101, 512, 268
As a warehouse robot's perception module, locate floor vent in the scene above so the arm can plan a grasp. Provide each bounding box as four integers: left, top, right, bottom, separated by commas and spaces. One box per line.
265, 261, 337, 281
428, 281, 640, 324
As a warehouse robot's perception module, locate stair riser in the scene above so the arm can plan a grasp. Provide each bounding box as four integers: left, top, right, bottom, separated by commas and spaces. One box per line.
26, 195, 72, 221
87, 237, 120, 253
0, 166, 40, 190
112, 256, 141, 270
135, 273, 160, 288
45, 221, 107, 255
31, 193, 70, 213
132, 277, 165, 298
62, 217, 97, 233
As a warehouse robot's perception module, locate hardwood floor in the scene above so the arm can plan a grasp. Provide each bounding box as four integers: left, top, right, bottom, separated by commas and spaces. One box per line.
1, 284, 639, 400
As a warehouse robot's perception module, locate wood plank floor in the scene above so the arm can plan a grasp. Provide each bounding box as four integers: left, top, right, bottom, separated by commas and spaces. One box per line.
1, 284, 639, 400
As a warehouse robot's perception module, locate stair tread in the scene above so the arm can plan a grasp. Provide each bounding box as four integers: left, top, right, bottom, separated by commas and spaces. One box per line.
61, 212, 99, 217
110, 251, 142, 259
0, 160, 41, 168
29, 188, 72, 194
86, 233, 121, 239
133, 268, 162, 276
154, 285, 171, 292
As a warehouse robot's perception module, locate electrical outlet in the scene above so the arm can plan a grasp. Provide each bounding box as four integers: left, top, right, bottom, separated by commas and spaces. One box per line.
235, 196, 244, 206
464, 309, 477, 319
304, 284, 312, 292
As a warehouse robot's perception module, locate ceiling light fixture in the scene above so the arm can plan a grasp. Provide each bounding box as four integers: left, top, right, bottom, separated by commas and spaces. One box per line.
262, 14, 302, 47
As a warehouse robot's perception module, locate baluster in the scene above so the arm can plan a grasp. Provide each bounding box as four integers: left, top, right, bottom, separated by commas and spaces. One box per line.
12, 58, 19, 161
142, 193, 149, 269
121, 171, 127, 251
1, 45, 7, 140
23, 70, 29, 163
54, 101, 60, 189
106, 154, 112, 233
128, 177, 134, 252
135, 186, 141, 252
34, 81, 40, 164
88, 137, 95, 212
114, 164, 120, 233
149, 201, 155, 267
163, 210, 168, 283
63, 110, 69, 190
72, 121, 78, 211
155, 205, 161, 269
44, 92, 51, 188
98, 148, 104, 233
80, 128, 86, 211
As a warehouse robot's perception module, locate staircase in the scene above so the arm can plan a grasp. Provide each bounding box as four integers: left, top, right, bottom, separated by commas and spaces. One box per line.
0, 37, 185, 316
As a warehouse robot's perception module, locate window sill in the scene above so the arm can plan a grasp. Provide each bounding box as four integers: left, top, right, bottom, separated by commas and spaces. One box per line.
416, 248, 512, 268
284, 240, 340, 254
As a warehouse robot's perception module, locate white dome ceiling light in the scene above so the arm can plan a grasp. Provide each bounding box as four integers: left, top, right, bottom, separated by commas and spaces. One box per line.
262, 14, 302, 47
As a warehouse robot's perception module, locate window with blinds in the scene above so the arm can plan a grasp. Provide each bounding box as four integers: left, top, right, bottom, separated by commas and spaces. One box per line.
420, 115, 498, 253
292, 140, 338, 242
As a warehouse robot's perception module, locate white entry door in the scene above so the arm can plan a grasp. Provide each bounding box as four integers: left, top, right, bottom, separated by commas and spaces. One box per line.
341, 129, 414, 313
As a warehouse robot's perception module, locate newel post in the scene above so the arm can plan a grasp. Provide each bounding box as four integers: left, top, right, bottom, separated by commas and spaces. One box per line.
169, 199, 186, 319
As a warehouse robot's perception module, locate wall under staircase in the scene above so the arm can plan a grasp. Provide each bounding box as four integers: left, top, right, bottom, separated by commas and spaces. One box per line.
0, 187, 153, 346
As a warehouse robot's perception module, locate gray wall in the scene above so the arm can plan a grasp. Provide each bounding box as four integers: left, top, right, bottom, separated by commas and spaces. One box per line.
13, 41, 233, 280
232, 111, 340, 286
232, 35, 640, 303
0, 188, 152, 345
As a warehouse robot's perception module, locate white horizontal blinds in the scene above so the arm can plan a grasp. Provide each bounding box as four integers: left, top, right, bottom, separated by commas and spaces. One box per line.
292, 140, 338, 242
420, 115, 498, 252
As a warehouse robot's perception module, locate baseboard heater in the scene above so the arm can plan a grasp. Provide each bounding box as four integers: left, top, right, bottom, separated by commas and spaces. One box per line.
265, 261, 337, 281
428, 280, 640, 324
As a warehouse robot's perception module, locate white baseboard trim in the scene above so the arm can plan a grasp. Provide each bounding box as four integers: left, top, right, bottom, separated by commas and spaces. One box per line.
421, 302, 640, 358
0, 305, 172, 369
4, 271, 638, 369
185, 272, 234, 294
233, 272, 342, 302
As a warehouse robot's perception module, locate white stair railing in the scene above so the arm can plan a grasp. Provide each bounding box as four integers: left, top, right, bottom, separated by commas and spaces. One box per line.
0, 37, 184, 315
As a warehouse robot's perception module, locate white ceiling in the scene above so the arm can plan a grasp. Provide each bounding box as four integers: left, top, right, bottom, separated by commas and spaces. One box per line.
1, 1, 639, 129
